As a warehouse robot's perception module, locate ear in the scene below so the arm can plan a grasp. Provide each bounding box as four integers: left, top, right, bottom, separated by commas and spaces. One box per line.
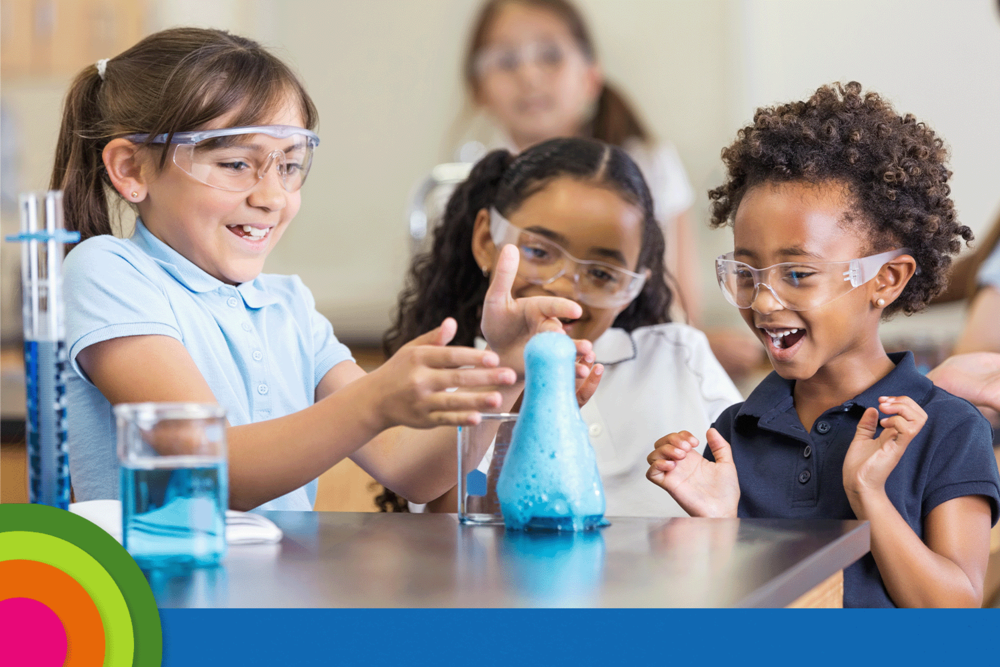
471, 208, 498, 277
584, 61, 604, 105
102, 138, 150, 203
871, 254, 917, 310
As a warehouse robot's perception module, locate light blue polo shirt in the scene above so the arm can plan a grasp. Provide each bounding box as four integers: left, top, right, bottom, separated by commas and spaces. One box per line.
64, 220, 354, 511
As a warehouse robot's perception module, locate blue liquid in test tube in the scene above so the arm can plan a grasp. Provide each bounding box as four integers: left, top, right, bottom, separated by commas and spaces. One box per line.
8, 192, 79, 509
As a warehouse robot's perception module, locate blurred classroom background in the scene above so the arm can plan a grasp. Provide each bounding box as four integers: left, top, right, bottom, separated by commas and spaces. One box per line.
2, 0, 1000, 510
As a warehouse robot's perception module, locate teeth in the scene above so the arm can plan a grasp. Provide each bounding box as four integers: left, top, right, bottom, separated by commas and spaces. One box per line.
240, 225, 269, 238
767, 328, 800, 341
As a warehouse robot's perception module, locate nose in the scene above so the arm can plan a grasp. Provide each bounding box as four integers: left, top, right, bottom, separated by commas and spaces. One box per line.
749, 282, 785, 315
247, 151, 287, 211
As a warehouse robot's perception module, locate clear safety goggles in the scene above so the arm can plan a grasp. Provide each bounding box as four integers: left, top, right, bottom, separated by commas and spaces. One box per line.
128, 125, 320, 192
474, 39, 583, 77
715, 248, 911, 311
490, 207, 647, 309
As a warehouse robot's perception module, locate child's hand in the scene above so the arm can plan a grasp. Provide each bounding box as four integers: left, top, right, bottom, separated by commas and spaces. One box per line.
645, 429, 740, 518
576, 362, 603, 408
369, 317, 517, 429
481, 244, 595, 378
843, 396, 927, 503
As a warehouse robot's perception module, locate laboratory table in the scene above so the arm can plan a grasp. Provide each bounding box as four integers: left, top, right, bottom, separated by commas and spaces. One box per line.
150, 512, 870, 608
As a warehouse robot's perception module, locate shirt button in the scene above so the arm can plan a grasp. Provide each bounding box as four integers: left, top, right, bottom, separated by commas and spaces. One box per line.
588, 423, 602, 437
257, 384, 269, 395
816, 421, 831, 434
803, 445, 812, 459
242, 322, 252, 332
798, 470, 811, 484
252, 350, 263, 362
227, 296, 239, 308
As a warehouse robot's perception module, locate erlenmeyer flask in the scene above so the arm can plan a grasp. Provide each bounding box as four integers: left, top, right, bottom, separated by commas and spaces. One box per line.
497, 331, 606, 530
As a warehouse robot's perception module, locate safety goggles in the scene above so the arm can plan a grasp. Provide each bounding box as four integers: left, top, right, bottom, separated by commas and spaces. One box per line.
715, 248, 911, 311
128, 125, 320, 193
490, 208, 647, 309
474, 39, 583, 77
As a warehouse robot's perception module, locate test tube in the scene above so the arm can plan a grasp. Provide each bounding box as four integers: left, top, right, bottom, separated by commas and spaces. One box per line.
10, 191, 79, 508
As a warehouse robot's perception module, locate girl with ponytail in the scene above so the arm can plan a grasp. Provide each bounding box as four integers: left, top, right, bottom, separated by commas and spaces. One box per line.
56, 27, 592, 512
459, 0, 698, 321
379, 137, 742, 515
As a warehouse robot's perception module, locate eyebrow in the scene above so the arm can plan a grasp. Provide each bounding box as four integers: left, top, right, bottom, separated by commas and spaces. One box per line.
202, 136, 305, 153
734, 245, 825, 261
525, 226, 628, 265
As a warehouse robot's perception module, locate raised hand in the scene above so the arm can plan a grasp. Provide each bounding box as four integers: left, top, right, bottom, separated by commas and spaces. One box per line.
481, 244, 594, 378
645, 428, 740, 518
926, 352, 1000, 413
843, 396, 927, 503
367, 317, 517, 429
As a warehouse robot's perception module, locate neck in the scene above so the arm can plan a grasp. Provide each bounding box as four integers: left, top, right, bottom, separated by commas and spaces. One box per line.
792, 336, 896, 432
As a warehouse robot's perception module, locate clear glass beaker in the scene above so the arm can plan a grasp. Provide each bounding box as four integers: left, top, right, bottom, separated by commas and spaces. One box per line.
116, 402, 228, 569
457, 412, 517, 525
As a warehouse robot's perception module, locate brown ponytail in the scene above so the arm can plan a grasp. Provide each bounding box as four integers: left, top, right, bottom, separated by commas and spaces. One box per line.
50, 27, 318, 245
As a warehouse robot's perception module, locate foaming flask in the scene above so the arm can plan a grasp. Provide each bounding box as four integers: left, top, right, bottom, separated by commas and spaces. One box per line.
497, 331, 606, 531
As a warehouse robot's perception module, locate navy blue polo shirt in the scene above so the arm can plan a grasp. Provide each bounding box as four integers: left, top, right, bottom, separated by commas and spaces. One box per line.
706, 352, 1000, 607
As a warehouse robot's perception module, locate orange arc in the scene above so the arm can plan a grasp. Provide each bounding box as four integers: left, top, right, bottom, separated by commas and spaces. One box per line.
0, 559, 105, 667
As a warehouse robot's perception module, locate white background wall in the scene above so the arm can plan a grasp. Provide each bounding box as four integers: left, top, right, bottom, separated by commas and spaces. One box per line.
4, 0, 999, 341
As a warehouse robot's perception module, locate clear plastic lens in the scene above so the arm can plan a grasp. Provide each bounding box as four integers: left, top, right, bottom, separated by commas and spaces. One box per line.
490, 208, 645, 308
172, 133, 315, 192
716, 248, 909, 311
476, 40, 574, 76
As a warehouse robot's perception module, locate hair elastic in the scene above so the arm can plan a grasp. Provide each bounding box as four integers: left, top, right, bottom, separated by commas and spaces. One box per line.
96, 58, 109, 80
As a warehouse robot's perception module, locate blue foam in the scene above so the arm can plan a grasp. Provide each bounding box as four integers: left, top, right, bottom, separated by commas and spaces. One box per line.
497, 331, 606, 531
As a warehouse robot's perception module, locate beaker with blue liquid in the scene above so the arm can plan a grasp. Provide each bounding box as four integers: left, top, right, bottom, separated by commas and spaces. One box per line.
116, 403, 229, 569
7, 191, 79, 509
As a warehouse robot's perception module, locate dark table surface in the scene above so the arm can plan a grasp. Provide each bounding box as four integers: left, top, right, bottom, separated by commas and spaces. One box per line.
148, 512, 870, 608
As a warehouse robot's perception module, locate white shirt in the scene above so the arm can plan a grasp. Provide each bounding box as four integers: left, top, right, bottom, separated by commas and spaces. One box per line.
434, 323, 743, 518
581, 323, 742, 517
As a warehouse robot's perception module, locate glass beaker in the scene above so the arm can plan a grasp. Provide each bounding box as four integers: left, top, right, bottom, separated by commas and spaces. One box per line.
116, 403, 228, 569
457, 412, 517, 525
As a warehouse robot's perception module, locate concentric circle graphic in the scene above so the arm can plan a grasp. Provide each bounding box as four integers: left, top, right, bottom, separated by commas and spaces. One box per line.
0, 503, 161, 666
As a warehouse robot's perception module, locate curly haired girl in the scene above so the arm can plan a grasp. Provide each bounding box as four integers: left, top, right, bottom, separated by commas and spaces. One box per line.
647, 82, 1000, 607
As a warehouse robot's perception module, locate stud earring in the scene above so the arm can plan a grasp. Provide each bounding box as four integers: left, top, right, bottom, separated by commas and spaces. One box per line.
876, 298, 886, 307
130, 191, 139, 200
481, 266, 489, 277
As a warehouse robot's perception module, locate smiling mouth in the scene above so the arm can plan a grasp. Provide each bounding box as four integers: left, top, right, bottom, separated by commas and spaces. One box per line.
227, 225, 272, 240
759, 326, 807, 360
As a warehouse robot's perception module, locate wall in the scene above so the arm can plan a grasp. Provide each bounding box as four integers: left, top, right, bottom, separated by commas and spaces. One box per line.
3, 0, 999, 342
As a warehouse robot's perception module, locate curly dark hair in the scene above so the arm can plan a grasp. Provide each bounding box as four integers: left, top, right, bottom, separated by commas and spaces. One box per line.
708, 81, 973, 317
376, 136, 673, 511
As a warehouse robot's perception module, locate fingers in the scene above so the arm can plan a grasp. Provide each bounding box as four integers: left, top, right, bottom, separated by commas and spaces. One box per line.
416, 345, 501, 369
537, 317, 563, 334
427, 389, 503, 412
853, 406, 880, 442
406, 318, 458, 348
429, 367, 517, 390
428, 411, 484, 427
574, 339, 594, 362
877, 396, 926, 450
524, 297, 583, 328
647, 431, 699, 467
484, 244, 518, 308
704, 428, 734, 464
575, 363, 603, 408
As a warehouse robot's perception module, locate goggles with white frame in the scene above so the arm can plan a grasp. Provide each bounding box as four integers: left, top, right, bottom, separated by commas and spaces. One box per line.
489, 207, 647, 309
715, 247, 912, 311
127, 125, 320, 193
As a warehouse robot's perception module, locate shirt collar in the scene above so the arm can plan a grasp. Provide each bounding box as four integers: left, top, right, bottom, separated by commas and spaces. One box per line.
593, 328, 637, 366
129, 219, 277, 309
738, 351, 931, 420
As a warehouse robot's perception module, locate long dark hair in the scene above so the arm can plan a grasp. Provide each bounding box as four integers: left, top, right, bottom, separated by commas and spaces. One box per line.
464, 0, 649, 147
375, 137, 672, 512
51, 27, 317, 243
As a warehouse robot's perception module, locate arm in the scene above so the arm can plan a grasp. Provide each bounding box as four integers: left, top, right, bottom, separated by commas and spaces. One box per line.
952, 286, 1000, 355
926, 352, 1000, 413
79, 319, 515, 510
843, 398, 993, 607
